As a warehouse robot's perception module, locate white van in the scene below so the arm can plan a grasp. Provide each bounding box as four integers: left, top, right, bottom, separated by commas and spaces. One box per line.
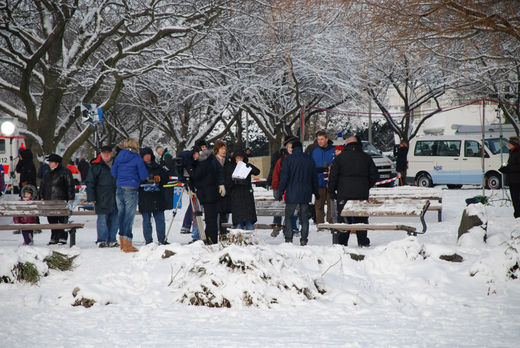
0, 135, 25, 192
407, 135, 509, 189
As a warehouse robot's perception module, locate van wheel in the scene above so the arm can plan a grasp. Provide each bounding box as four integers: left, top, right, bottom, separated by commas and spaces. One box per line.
447, 184, 462, 189
485, 172, 501, 189
416, 173, 433, 187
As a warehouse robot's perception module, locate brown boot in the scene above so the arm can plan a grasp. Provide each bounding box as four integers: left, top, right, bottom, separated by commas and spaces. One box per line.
122, 238, 138, 253
119, 236, 123, 250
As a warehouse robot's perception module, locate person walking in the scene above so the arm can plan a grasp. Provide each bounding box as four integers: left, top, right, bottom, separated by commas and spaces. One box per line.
328, 135, 379, 247
85, 145, 119, 248
15, 148, 37, 192
395, 141, 409, 186
229, 149, 260, 230
278, 140, 319, 246
499, 136, 520, 218
38, 154, 75, 245
310, 130, 335, 224
111, 138, 149, 252
139, 147, 169, 245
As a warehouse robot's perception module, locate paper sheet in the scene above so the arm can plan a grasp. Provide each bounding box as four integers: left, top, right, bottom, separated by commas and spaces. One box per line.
232, 160, 252, 179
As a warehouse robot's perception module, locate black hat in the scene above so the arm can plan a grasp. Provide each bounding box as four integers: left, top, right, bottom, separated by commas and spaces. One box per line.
47, 154, 62, 163
195, 139, 208, 148
283, 135, 298, 146
100, 145, 113, 153
139, 147, 154, 157
509, 136, 520, 146
191, 145, 202, 153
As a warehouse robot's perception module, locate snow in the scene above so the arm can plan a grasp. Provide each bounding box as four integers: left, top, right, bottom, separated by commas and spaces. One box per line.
1, 188, 520, 347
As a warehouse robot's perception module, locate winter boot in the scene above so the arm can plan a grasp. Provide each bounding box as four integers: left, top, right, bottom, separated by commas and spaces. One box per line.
119, 236, 123, 250
122, 238, 138, 253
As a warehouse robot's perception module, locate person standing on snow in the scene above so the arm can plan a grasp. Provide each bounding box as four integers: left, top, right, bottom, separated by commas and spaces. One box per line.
499, 136, 520, 218
38, 154, 75, 245
228, 149, 260, 230
111, 138, 149, 252
328, 135, 379, 247
85, 145, 119, 248
278, 140, 319, 246
310, 130, 335, 224
138, 147, 169, 245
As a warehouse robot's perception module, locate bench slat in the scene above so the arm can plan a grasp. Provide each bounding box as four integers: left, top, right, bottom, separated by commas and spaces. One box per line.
317, 223, 417, 232
0, 223, 84, 230
340, 199, 430, 217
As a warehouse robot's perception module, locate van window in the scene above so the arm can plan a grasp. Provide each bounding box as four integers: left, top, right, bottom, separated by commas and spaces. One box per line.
464, 140, 481, 157
438, 140, 460, 156
0, 139, 5, 154
414, 140, 460, 157
484, 138, 510, 155
414, 140, 435, 156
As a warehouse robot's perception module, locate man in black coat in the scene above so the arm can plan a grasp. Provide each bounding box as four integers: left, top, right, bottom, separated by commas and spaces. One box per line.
85, 145, 119, 247
39, 154, 75, 245
499, 136, 520, 218
139, 147, 169, 244
395, 141, 409, 186
278, 140, 319, 246
328, 136, 379, 247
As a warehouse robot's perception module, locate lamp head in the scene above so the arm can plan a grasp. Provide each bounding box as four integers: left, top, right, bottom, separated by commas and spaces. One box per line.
1, 120, 16, 136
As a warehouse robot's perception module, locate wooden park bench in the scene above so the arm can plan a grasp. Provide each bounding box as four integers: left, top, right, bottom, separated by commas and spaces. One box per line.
317, 198, 431, 244
369, 186, 443, 221
0, 200, 85, 247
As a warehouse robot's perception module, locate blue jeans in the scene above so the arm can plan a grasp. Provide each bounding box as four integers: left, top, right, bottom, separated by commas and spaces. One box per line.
142, 210, 165, 244
97, 209, 119, 243
284, 203, 309, 242
116, 188, 138, 241
234, 220, 254, 230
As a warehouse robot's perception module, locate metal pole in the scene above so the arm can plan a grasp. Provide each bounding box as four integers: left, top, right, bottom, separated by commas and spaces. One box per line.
245, 111, 249, 149
498, 105, 505, 198
481, 99, 486, 197
368, 100, 373, 143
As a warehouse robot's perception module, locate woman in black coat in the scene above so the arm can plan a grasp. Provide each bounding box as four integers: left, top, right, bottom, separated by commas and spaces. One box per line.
395, 141, 409, 186
228, 150, 260, 230
16, 148, 37, 191
214, 141, 233, 237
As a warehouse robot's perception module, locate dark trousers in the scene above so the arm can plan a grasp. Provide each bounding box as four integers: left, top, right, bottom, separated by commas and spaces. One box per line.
284, 203, 309, 243
203, 202, 218, 244
48, 215, 68, 242
398, 170, 407, 186
336, 200, 370, 247
510, 184, 520, 219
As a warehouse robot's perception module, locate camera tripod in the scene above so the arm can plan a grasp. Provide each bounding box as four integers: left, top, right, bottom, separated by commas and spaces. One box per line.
164, 176, 206, 243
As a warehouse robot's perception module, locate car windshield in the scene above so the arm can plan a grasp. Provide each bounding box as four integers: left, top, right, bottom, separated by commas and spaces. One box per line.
362, 141, 381, 156
485, 138, 510, 155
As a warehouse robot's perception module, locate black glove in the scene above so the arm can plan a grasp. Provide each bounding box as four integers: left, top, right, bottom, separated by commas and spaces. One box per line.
273, 189, 281, 201
314, 192, 320, 201
329, 192, 337, 200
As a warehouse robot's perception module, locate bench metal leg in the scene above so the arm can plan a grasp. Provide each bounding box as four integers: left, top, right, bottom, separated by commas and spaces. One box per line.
437, 209, 442, 222
69, 228, 76, 247
419, 215, 427, 234
332, 230, 339, 244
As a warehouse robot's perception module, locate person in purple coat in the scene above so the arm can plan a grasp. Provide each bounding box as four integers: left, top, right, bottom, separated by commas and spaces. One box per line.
111, 138, 149, 252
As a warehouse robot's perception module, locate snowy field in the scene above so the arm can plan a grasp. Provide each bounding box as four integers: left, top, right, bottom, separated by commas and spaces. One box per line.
1, 187, 520, 347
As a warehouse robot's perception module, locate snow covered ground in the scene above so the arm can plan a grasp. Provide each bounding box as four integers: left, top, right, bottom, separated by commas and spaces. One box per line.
1, 187, 519, 347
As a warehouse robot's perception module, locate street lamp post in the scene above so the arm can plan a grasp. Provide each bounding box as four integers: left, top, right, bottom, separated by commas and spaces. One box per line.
1, 120, 17, 193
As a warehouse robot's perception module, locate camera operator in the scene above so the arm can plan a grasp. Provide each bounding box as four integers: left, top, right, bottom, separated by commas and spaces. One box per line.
176, 146, 201, 242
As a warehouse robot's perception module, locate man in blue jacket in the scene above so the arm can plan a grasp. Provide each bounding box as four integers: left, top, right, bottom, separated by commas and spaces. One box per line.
311, 130, 335, 224
278, 139, 319, 246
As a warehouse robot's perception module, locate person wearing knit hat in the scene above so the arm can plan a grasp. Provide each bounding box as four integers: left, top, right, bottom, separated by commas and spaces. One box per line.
499, 135, 520, 218
38, 153, 75, 245
194, 139, 209, 151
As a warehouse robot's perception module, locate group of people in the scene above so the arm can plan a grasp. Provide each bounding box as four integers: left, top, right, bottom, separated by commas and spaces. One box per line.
267, 132, 379, 246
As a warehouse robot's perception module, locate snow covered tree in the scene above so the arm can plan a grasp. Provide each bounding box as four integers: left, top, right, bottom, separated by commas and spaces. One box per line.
0, 0, 229, 163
